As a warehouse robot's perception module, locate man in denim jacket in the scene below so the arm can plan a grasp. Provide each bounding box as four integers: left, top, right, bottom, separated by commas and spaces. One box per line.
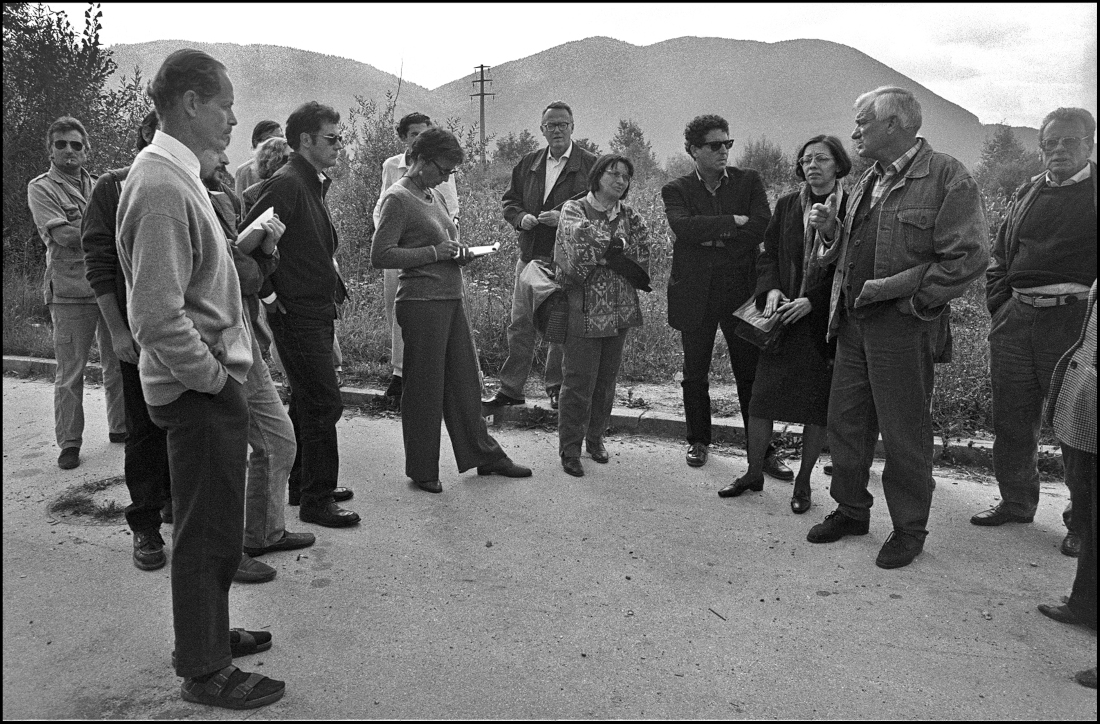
805, 86, 988, 569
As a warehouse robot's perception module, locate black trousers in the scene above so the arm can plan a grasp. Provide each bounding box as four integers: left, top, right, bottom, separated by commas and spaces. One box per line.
120, 359, 171, 533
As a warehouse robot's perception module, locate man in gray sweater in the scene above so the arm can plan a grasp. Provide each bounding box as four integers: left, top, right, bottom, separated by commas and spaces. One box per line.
116, 49, 285, 710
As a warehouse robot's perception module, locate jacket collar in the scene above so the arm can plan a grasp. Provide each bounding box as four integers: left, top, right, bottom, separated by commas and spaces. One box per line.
287, 152, 331, 194
46, 164, 93, 199
532, 144, 582, 174
900, 138, 933, 180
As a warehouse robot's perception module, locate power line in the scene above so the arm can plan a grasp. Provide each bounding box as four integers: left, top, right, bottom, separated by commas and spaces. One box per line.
470, 64, 495, 164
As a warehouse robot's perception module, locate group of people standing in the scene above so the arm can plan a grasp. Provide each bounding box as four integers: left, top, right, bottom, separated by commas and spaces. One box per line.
24, 43, 1096, 709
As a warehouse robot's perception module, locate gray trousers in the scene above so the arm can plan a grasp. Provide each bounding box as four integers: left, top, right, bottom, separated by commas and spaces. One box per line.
50, 302, 125, 449
244, 332, 294, 548
559, 329, 627, 459
498, 257, 563, 399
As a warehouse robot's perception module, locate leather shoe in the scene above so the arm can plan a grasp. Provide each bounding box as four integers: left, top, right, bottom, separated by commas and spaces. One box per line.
586, 439, 609, 464
299, 502, 361, 527
477, 458, 532, 478
970, 504, 1034, 526
482, 392, 526, 408
562, 456, 584, 477
762, 454, 795, 481
133, 529, 166, 571
875, 530, 924, 569
243, 531, 316, 557
415, 479, 443, 493
1038, 603, 1096, 630
288, 486, 353, 506
1061, 530, 1080, 557
234, 555, 276, 583
790, 484, 812, 514
686, 443, 708, 468
58, 446, 80, 470
718, 474, 764, 498
548, 388, 560, 410
807, 509, 870, 543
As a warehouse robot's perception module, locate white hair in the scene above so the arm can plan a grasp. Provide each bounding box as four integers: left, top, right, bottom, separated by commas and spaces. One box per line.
855, 86, 922, 133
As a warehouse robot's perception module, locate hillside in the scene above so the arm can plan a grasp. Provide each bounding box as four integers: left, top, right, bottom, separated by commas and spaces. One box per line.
107, 36, 1037, 170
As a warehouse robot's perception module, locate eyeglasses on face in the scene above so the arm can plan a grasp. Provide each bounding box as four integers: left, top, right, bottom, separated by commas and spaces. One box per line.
604, 170, 631, 181
542, 122, 572, 131
698, 140, 735, 152
312, 133, 343, 146
799, 154, 834, 167
1040, 136, 1090, 153
431, 159, 458, 176
53, 139, 84, 151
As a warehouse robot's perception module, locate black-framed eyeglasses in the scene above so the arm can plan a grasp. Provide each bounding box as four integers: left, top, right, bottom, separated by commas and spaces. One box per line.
1040, 136, 1090, 153
541, 122, 572, 131
53, 139, 84, 151
799, 154, 834, 167
431, 159, 458, 177
312, 133, 343, 146
698, 140, 735, 152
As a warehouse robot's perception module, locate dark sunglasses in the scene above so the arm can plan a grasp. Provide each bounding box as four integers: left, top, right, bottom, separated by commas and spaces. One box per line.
1039, 136, 1090, 153
53, 139, 84, 151
312, 133, 343, 146
431, 159, 458, 176
698, 140, 735, 152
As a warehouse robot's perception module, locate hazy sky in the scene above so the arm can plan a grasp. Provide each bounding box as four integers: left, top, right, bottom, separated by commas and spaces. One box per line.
44, 2, 1097, 128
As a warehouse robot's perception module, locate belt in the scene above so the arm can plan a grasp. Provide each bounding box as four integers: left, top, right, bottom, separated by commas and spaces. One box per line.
700, 241, 726, 248
1012, 289, 1081, 307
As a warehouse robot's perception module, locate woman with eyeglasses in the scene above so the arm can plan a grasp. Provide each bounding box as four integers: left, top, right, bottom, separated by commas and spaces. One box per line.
371, 127, 532, 493
720, 135, 851, 512
554, 154, 651, 477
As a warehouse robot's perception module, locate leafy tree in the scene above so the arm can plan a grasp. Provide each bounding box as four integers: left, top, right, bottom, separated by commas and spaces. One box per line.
975, 125, 1042, 203
735, 137, 793, 191
664, 152, 695, 179
493, 129, 538, 168
572, 137, 601, 157
609, 119, 661, 182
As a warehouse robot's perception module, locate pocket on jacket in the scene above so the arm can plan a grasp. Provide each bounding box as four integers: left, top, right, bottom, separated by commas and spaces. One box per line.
897, 207, 937, 256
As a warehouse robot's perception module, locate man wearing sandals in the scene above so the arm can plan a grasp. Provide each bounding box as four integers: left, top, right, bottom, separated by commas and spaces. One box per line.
116, 49, 284, 709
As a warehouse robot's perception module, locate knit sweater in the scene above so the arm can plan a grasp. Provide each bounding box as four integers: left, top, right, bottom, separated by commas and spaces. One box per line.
371, 184, 462, 302
116, 142, 252, 405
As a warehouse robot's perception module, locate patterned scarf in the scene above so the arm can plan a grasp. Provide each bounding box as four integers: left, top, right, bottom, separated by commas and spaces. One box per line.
801, 182, 845, 296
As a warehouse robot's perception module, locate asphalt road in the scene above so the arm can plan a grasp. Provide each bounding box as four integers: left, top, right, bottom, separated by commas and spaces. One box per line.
2, 375, 1095, 719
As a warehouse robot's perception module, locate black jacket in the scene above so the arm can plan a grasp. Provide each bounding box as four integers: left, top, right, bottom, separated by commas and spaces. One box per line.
81, 166, 130, 319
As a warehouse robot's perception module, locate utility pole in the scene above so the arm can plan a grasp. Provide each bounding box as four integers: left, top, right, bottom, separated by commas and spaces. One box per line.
470, 64, 495, 164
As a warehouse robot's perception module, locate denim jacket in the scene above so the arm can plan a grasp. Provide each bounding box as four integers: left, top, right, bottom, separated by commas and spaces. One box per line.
818, 140, 988, 338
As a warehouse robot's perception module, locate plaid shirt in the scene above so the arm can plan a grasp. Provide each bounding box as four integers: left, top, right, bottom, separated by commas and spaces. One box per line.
869, 138, 924, 208
1047, 281, 1097, 454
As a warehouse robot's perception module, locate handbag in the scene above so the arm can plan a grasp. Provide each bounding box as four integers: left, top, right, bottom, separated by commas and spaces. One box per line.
732, 296, 786, 353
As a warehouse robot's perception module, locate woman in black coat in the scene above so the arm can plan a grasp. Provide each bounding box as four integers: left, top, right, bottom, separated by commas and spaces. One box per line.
719, 135, 851, 512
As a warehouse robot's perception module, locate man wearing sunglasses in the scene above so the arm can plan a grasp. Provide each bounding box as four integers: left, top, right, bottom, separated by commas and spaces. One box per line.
242, 101, 359, 529
662, 114, 792, 481
977, 107, 1097, 557
28, 116, 127, 471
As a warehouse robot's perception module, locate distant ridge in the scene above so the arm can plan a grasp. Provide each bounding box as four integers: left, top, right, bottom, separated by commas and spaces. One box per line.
109, 36, 1037, 170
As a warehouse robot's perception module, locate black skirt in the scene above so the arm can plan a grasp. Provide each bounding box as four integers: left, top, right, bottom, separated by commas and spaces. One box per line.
747, 312, 834, 427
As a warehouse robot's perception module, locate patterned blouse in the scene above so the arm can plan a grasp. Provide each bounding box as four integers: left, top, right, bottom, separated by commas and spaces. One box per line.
555, 195, 650, 338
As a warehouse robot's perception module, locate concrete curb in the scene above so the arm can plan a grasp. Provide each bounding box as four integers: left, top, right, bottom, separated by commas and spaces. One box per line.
2, 355, 1063, 472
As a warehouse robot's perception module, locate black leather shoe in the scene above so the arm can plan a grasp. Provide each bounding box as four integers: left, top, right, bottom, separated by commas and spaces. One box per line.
1061, 530, 1081, 557
876, 530, 924, 569
477, 458, 532, 477
58, 446, 80, 470
234, 555, 277, 583
790, 484, 812, 514
562, 457, 584, 477
718, 474, 764, 498
384, 374, 403, 402
415, 479, 443, 493
762, 454, 795, 481
332, 487, 354, 503
586, 439, 609, 463
133, 529, 166, 571
299, 502, 361, 527
548, 388, 560, 410
807, 509, 870, 543
243, 531, 316, 557
970, 504, 1034, 526
1038, 603, 1096, 630
686, 443, 708, 468
482, 392, 526, 408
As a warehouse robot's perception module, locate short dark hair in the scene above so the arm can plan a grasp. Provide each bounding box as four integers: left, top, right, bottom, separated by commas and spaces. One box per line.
46, 116, 87, 153
684, 115, 729, 154
251, 120, 282, 148
542, 101, 573, 122
136, 110, 158, 152
396, 112, 431, 139
794, 135, 852, 182
148, 49, 226, 116
285, 101, 340, 151
408, 127, 464, 167
1039, 107, 1097, 143
587, 154, 635, 200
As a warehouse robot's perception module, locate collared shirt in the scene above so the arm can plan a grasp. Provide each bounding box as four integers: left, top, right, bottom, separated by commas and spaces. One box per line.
1045, 163, 1092, 187
694, 166, 729, 196
869, 138, 924, 208
584, 191, 621, 222
544, 142, 573, 202
143, 130, 205, 198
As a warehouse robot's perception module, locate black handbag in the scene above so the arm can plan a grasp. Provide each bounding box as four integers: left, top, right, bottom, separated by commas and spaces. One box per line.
732, 296, 786, 353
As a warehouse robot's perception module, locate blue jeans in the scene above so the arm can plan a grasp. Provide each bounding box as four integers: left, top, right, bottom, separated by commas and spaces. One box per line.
120, 359, 171, 533
559, 330, 627, 458
827, 305, 937, 539
989, 297, 1086, 518
498, 257, 563, 400
267, 312, 343, 509
244, 334, 294, 548
147, 379, 248, 679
